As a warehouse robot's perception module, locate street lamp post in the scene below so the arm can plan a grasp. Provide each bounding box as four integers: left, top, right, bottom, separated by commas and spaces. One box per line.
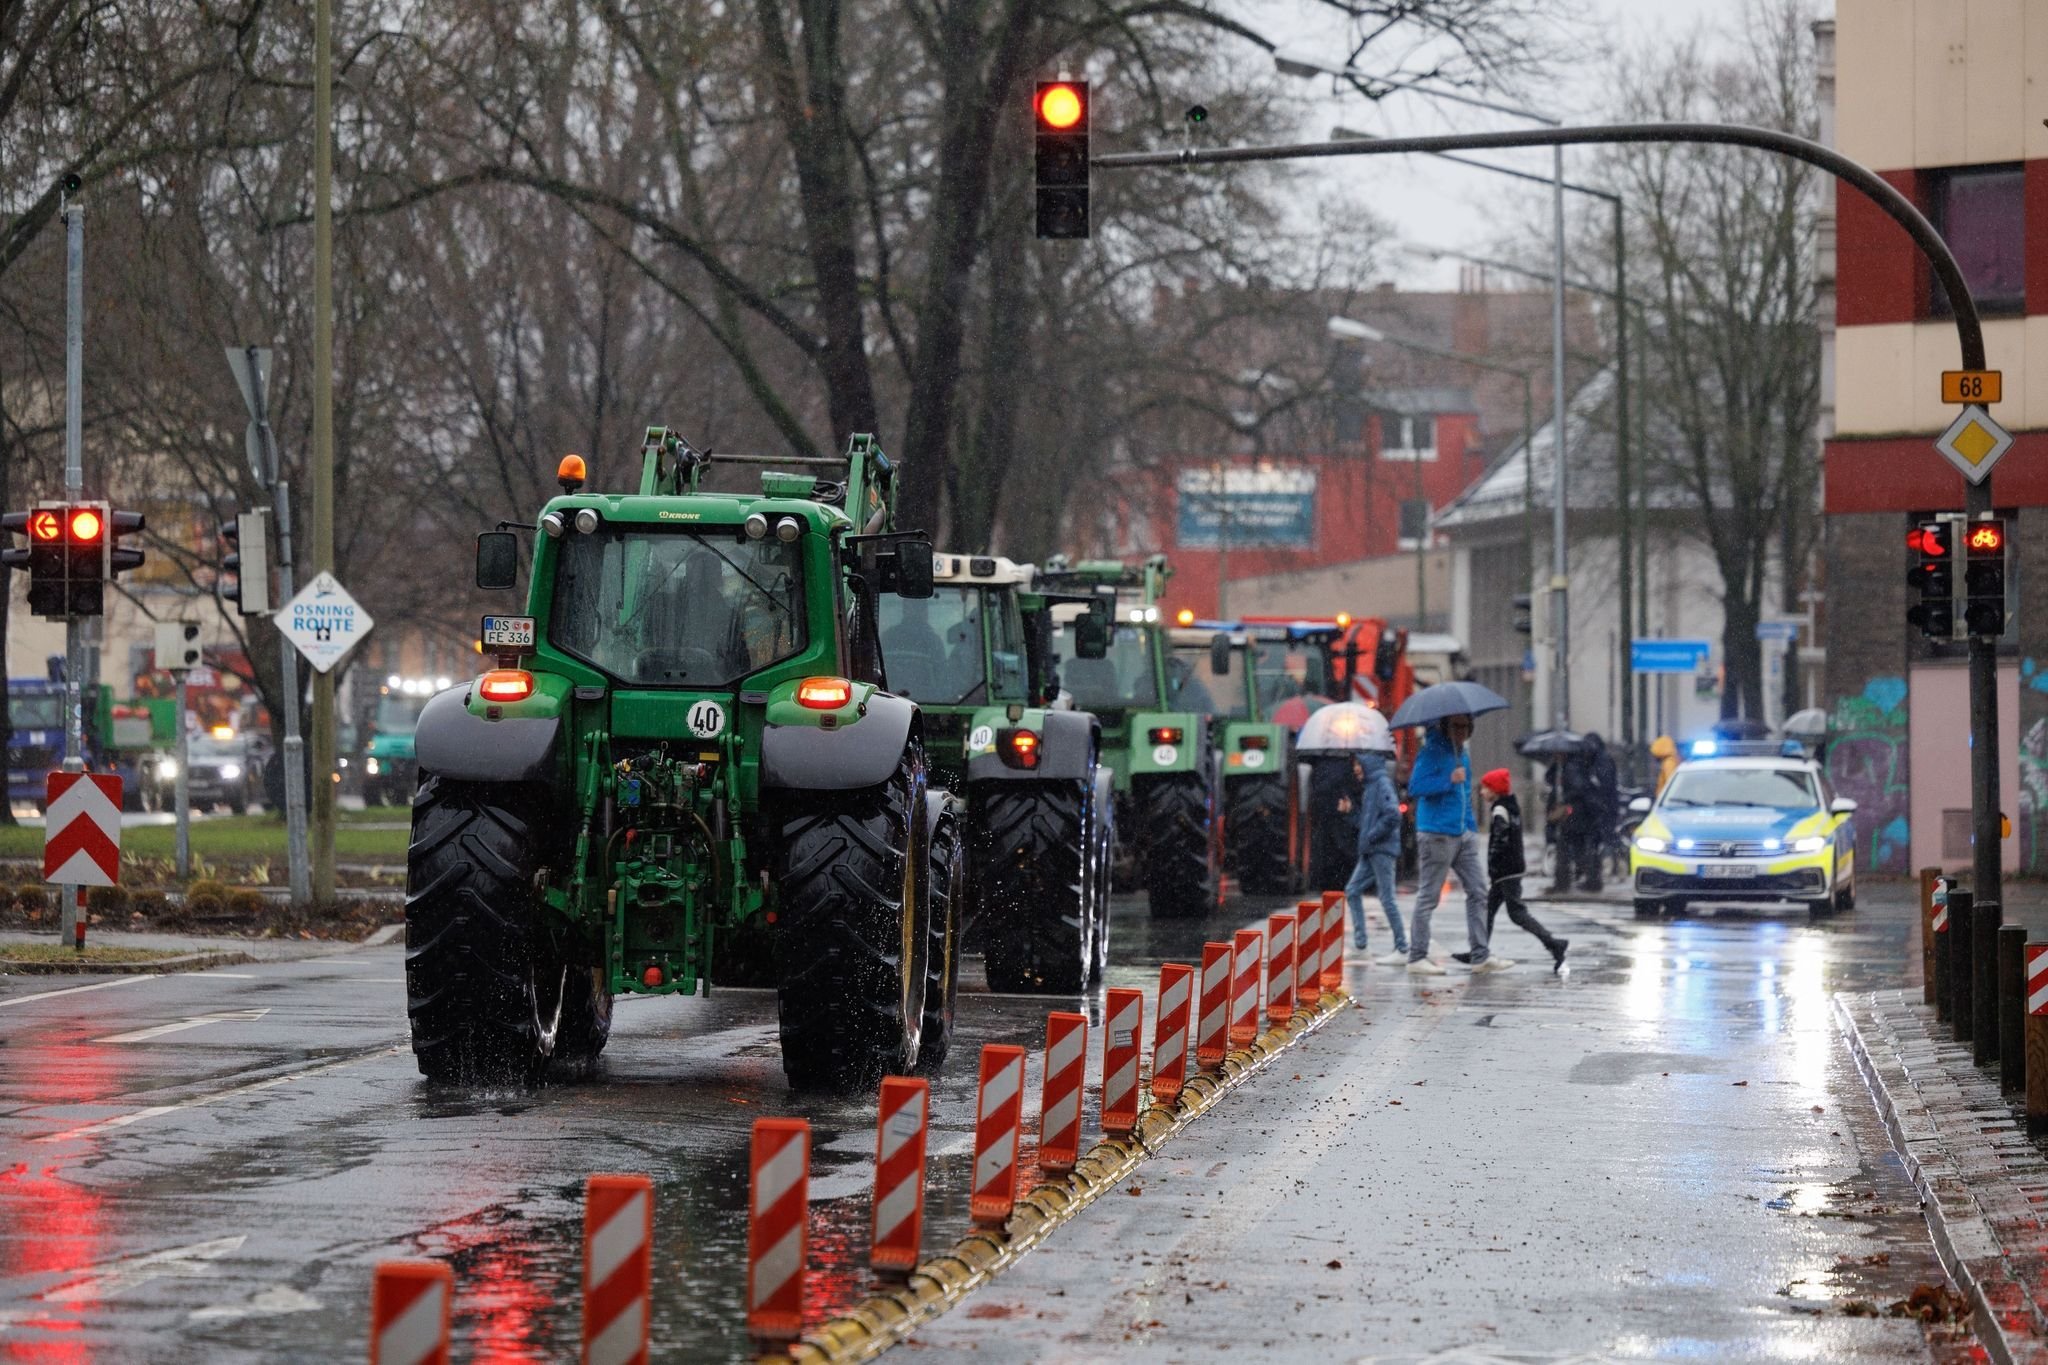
1279, 47, 1573, 732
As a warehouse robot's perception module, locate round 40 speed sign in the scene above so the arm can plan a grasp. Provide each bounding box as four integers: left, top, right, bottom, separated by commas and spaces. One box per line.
688, 700, 726, 739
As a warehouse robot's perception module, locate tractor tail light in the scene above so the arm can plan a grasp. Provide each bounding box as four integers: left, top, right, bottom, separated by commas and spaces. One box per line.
1240, 735, 1269, 750
796, 676, 853, 709
477, 669, 535, 702
1002, 729, 1041, 770
1149, 727, 1183, 745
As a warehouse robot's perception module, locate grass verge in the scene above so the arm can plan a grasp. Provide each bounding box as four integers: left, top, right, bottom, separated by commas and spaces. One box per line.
0, 815, 410, 863
0, 943, 183, 965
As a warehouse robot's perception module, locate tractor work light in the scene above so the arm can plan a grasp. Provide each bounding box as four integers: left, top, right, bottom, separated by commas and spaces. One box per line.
1001, 728, 1042, 769
796, 676, 853, 709
541, 511, 567, 538
478, 669, 536, 703
1149, 726, 1183, 745
744, 513, 769, 540
775, 516, 802, 543
573, 508, 601, 535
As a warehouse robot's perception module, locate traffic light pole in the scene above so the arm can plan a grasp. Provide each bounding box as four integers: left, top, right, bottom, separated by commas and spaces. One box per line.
1094, 116, 1999, 905
60, 198, 85, 949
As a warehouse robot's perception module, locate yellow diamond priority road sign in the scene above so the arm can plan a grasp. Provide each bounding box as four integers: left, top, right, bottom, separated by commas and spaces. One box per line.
1933, 404, 2014, 485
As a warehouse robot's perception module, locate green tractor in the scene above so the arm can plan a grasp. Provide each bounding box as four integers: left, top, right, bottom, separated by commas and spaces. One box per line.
1166, 624, 1295, 896
406, 429, 960, 1091
877, 554, 1114, 993
1038, 556, 1220, 920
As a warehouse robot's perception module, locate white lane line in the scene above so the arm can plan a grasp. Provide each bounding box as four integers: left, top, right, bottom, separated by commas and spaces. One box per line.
42, 1235, 246, 1303
96, 1008, 271, 1044
188, 1285, 321, 1323
0, 976, 149, 1010
33, 1045, 405, 1144
189, 972, 256, 978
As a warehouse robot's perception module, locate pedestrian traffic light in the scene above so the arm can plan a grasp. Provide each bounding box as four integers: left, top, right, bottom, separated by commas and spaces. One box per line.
1906, 516, 1961, 640
1963, 516, 2009, 637
1034, 80, 1089, 239
1512, 593, 1534, 635
2, 506, 67, 616
221, 509, 272, 615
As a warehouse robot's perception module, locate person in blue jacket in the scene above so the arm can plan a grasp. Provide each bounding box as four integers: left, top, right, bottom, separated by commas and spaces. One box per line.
1404, 713, 1513, 974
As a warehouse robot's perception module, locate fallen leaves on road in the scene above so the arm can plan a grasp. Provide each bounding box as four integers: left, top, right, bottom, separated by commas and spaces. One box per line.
1388, 1099, 1403, 1106
1811, 1104, 1825, 1113
1888, 1283, 1969, 1322
1125, 1185, 1142, 1197
1732, 1080, 1750, 1087
1325, 1259, 1343, 1269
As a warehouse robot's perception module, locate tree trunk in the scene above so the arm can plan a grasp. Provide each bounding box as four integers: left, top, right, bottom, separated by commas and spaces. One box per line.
1720, 589, 1764, 722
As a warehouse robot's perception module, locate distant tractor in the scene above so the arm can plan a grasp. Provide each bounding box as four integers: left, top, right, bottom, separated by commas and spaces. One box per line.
878, 554, 1113, 992
1166, 625, 1294, 896
405, 430, 959, 1091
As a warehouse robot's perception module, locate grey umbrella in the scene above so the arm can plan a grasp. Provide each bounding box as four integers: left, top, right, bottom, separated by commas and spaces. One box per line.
1514, 727, 1591, 757
1387, 679, 1510, 730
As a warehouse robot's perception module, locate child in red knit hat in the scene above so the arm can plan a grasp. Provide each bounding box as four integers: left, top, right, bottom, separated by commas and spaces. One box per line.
1455, 768, 1569, 972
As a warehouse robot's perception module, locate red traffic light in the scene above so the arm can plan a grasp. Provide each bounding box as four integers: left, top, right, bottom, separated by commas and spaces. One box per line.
28, 509, 60, 542
1907, 523, 1951, 556
1968, 521, 2006, 554
68, 507, 102, 543
1038, 82, 1085, 130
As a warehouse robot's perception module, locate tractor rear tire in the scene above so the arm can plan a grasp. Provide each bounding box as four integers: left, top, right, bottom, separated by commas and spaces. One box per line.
1139, 772, 1218, 919
404, 775, 600, 1084
919, 806, 964, 1069
775, 751, 929, 1092
976, 781, 1090, 994
1227, 775, 1292, 896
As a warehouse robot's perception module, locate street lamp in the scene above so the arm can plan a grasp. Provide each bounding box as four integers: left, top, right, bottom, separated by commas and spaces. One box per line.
1278, 46, 1573, 733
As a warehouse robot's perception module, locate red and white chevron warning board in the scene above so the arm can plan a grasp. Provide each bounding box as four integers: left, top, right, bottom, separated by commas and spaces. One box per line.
746, 1118, 810, 1341
971, 1044, 1026, 1226
43, 773, 122, 886
581, 1173, 652, 1365
369, 1260, 451, 1365
871, 1076, 930, 1271
1038, 1012, 1087, 1174
2028, 945, 2048, 1017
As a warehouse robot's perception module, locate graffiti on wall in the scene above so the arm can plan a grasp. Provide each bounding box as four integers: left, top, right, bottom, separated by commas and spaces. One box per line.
2014, 659, 2048, 874
1827, 676, 1908, 874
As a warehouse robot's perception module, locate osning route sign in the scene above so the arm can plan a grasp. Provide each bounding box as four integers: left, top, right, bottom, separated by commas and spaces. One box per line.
44, 773, 122, 886
278, 571, 374, 673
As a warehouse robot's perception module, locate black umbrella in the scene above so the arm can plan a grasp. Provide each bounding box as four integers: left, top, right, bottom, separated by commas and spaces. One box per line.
1514, 728, 1591, 757
1387, 680, 1510, 730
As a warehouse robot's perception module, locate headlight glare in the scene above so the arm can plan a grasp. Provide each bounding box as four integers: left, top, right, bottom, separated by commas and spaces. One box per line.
1634, 835, 1667, 854
1792, 835, 1827, 854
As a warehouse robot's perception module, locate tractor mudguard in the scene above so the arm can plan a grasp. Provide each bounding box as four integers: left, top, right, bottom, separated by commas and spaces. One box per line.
413, 688, 560, 784
966, 707, 1096, 783
1125, 711, 1207, 777
762, 690, 918, 791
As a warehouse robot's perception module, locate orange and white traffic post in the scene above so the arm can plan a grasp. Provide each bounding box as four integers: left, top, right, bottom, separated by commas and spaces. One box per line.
369, 1260, 452, 1365
871, 1076, 930, 1272
1320, 889, 1346, 992
746, 1117, 810, 1342
1230, 928, 1263, 1047
1294, 902, 1323, 1007
581, 1173, 652, 1365
1101, 986, 1144, 1138
1038, 1012, 1088, 1174
1196, 942, 1232, 1069
1152, 962, 1194, 1103
1267, 912, 1296, 1023
971, 1044, 1027, 1225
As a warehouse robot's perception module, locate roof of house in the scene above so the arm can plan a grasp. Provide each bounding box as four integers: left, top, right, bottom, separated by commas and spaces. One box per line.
1433, 366, 1636, 531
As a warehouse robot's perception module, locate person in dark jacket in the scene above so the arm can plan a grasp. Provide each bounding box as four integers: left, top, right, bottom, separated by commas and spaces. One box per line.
1554, 734, 1618, 894
1343, 736, 1410, 963
1458, 769, 1569, 972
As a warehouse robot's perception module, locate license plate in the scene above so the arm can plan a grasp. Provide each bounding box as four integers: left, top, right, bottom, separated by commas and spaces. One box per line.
1701, 863, 1757, 879
481, 615, 535, 649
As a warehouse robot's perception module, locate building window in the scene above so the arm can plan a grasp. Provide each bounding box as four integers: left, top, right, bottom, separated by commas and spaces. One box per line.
1380, 413, 1436, 461
1929, 164, 2024, 316
1396, 497, 1431, 549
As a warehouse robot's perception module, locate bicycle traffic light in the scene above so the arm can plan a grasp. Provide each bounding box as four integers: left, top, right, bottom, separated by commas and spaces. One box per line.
1963, 516, 2009, 637
1034, 80, 1089, 239
1906, 515, 1962, 640
221, 508, 272, 615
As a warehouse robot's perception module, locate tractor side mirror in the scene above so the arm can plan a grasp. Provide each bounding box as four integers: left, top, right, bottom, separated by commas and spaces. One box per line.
1210, 633, 1232, 676
891, 540, 934, 599
476, 531, 519, 590
1073, 603, 1111, 660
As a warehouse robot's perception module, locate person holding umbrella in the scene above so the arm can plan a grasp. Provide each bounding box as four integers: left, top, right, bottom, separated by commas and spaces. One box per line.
1341, 707, 1408, 962
1390, 680, 1515, 975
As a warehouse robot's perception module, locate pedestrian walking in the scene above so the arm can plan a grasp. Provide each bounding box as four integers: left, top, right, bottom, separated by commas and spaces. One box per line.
1553, 735, 1616, 894
1455, 770, 1568, 973
1342, 710, 1409, 964
1404, 714, 1512, 975
1650, 734, 1680, 794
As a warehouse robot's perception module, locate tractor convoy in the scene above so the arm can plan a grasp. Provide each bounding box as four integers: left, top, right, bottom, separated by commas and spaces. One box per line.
406, 430, 1438, 1091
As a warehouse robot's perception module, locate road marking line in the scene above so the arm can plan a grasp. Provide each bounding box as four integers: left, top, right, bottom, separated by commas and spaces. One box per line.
0, 976, 148, 1010
187, 1285, 321, 1323
96, 1008, 271, 1044
42, 1235, 245, 1303
33, 1045, 404, 1144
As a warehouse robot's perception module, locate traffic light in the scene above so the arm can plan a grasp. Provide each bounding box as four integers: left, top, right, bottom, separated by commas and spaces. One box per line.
1963, 516, 2009, 637
154, 620, 201, 672
108, 508, 145, 576
1906, 516, 1961, 640
1512, 593, 1534, 635
63, 503, 106, 616
1034, 80, 1089, 239
2, 506, 67, 617
221, 509, 272, 615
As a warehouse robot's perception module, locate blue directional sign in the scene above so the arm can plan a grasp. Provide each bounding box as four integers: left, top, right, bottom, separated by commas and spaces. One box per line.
1755, 620, 1800, 643
1630, 638, 1711, 674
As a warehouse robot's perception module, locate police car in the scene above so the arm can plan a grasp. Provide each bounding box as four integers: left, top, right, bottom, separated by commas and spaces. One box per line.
1628, 741, 1857, 919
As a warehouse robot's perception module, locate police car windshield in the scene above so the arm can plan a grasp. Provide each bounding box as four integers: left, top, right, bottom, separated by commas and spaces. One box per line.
1662, 767, 1818, 811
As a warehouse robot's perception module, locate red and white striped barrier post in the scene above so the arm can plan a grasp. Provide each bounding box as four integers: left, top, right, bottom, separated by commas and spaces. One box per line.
581, 1174, 652, 1365
2028, 946, 2048, 1135
1039, 1012, 1088, 1174
1230, 928, 1263, 1047
746, 1118, 809, 1342
1267, 912, 1296, 1024
369, 1261, 451, 1365
1294, 902, 1322, 1008
1152, 963, 1193, 1103
1196, 942, 1231, 1070
1102, 987, 1144, 1138
1319, 890, 1345, 992
971, 1044, 1026, 1226
871, 1076, 929, 1272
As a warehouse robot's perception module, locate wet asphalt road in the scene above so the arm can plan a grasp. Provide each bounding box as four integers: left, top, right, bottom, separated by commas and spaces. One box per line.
0, 885, 1967, 1362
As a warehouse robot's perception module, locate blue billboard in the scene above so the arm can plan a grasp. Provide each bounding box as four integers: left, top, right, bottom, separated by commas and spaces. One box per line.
1175, 466, 1317, 550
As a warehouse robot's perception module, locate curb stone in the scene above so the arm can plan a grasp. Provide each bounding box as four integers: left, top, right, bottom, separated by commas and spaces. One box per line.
1836, 989, 2048, 1365
0, 949, 258, 976
759, 987, 1356, 1364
